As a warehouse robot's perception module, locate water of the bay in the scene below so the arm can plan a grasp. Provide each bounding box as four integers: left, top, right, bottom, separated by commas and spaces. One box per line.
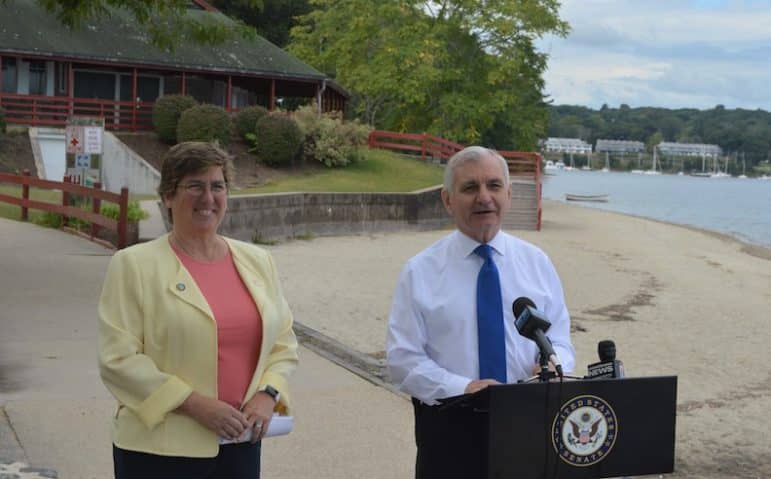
540, 170, 771, 249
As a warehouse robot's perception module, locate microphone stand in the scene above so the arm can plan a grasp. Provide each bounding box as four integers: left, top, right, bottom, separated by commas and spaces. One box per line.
518, 353, 582, 383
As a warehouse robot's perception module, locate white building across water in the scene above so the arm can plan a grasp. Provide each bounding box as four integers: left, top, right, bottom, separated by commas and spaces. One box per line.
543, 137, 593, 154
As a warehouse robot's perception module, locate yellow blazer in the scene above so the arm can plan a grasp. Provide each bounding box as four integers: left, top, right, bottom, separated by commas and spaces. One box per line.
98, 234, 298, 457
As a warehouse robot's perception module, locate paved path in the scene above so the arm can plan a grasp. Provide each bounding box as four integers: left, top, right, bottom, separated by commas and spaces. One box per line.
0, 218, 415, 478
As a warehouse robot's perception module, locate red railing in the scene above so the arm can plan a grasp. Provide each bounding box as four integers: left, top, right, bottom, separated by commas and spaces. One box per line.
0, 92, 154, 131
368, 130, 543, 229
0, 170, 131, 248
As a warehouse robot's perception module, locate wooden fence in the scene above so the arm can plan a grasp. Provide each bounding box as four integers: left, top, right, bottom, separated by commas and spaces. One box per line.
0, 170, 131, 248
367, 129, 543, 229
368, 129, 541, 177
0, 92, 154, 131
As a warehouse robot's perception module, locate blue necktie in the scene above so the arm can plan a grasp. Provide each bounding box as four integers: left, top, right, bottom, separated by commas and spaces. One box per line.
475, 244, 507, 383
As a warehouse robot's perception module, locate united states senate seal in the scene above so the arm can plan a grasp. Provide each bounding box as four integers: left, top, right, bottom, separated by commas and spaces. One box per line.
552, 395, 618, 467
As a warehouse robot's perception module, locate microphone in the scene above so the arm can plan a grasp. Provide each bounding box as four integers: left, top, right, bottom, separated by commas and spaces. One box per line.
586, 340, 625, 379
512, 297, 563, 378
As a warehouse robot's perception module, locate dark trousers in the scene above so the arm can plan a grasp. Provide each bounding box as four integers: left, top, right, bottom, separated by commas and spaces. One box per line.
412, 398, 487, 479
113, 442, 261, 479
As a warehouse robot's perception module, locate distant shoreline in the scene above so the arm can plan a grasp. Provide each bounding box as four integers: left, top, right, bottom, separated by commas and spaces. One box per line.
543, 199, 771, 261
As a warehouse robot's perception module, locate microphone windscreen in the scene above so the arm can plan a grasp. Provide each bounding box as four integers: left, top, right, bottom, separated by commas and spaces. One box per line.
598, 340, 616, 362
512, 296, 536, 318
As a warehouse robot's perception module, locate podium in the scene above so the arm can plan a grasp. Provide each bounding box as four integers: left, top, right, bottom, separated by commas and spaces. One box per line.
433, 376, 677, 479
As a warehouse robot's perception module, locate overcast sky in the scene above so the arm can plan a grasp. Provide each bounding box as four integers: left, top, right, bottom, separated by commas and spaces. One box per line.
537, 0, 771, 111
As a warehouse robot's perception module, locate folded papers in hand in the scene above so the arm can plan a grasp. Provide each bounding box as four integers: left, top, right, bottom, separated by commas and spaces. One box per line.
219, 414, 294, 444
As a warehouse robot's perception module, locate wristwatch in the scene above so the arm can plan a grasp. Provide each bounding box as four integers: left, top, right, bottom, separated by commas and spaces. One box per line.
260, 385, 280, 404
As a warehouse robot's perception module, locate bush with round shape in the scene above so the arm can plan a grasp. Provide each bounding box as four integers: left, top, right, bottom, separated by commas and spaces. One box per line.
235, 105, 269, 140
152, 95, 197, 143
176, 104, 232, 147
252, 114, 303, 167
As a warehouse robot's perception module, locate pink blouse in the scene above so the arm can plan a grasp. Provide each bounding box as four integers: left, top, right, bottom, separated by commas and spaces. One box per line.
172, 242, 263, 409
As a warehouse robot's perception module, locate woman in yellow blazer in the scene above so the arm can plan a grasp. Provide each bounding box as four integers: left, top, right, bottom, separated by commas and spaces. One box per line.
98, 142, 298, 478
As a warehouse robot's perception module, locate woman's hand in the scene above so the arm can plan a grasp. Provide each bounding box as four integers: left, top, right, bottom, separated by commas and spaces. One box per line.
177, 392, 249, 440
241, 391, 277, 443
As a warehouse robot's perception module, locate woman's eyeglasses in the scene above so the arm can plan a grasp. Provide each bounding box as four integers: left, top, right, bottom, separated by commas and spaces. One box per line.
178, 181, 228, 196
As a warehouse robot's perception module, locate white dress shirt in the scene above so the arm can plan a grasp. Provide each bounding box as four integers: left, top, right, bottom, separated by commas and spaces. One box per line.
386, 230, 576, 405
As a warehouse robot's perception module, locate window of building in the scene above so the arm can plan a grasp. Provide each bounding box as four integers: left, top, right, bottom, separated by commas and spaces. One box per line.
2, 57, 17, 93
28, 60, 47, 95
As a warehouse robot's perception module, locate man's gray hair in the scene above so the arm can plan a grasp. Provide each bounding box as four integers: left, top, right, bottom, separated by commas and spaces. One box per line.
443, 146, 510, 193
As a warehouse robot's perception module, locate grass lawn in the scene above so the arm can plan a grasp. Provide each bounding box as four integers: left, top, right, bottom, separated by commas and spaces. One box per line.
0, 149, 443, 223
0, 184, 61, 223
236, 148, 444, 194
0, 183, 151, 223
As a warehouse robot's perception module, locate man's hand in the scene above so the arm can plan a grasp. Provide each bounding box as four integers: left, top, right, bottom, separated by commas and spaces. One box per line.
176, 392, 249, 440
242, 391, 277, 443
531, 362, 557, 375
464, 379, 501, 394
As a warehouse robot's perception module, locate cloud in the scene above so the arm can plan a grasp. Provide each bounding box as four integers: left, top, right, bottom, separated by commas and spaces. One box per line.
538, 0, 771, 110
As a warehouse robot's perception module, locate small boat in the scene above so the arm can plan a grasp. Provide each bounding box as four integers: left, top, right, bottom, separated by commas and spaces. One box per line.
565, 193, 609, 202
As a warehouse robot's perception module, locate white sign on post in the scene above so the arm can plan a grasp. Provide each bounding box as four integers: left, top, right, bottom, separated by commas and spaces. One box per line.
83, 127, 103, 154
65, 126, 84, 154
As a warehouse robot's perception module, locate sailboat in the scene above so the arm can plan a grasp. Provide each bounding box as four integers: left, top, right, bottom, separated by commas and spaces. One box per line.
644, 147, 661, 175
710, 156, 730, 178
738, 153, 748, 179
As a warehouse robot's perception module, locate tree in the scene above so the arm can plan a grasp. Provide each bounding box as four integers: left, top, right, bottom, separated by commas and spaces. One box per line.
289, 0, 567, 149
13, 0, 261, 49
208, 0, 311, 47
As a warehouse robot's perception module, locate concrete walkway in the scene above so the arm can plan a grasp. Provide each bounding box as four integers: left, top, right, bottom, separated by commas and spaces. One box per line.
0, 218, 415, 478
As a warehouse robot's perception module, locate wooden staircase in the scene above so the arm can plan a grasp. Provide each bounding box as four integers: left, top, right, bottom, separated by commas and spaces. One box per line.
504, 179, 540, 231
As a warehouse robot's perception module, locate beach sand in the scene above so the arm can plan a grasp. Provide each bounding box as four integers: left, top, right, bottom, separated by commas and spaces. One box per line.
267, 199, 771, 478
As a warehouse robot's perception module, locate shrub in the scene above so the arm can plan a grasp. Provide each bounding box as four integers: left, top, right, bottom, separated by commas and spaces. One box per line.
176, 104, 232, 147
34, 201, 148, 230
235, 105, 269, 140
250, 114, 303, 167
101, 201, 149, 222
152, 95, 198, 143
293, 105, 372, 167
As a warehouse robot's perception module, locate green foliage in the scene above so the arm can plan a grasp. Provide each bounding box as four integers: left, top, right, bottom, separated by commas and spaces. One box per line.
238, 147, 443, 194
35, 0, 260, 50
35, 211, 63, 228
176, 104, 233, 146
235, 105, 269, 140
101, 201, 149, 222
290, 0, 567, 150
0, 107, 6, 134
250, 114, 303, 167
252, 231, 279, 245
293, 105, 371, 167
31, 201, 148, 230
152, 95, 198, 143
548, 105, 771, 171
209, 0, 311, 48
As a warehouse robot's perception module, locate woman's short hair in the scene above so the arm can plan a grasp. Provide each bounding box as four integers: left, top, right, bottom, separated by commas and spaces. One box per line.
157, 141, 235, 199
443, 146, 509, 193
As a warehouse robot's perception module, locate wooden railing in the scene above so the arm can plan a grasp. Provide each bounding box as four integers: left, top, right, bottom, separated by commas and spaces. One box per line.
368, 130, 543, 229
0, 170, 131, 248
368, 130, 464, 163
0, 92, 154, 131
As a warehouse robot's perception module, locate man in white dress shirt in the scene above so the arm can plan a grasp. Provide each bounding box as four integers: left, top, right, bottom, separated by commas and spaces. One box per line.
386, 146, 576, 478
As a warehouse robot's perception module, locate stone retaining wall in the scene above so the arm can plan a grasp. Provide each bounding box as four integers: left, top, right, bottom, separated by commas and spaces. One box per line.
219, 185, 450, 242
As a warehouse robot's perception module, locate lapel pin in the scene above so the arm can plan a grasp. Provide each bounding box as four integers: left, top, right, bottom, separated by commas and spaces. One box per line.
176, 283, 186, 291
